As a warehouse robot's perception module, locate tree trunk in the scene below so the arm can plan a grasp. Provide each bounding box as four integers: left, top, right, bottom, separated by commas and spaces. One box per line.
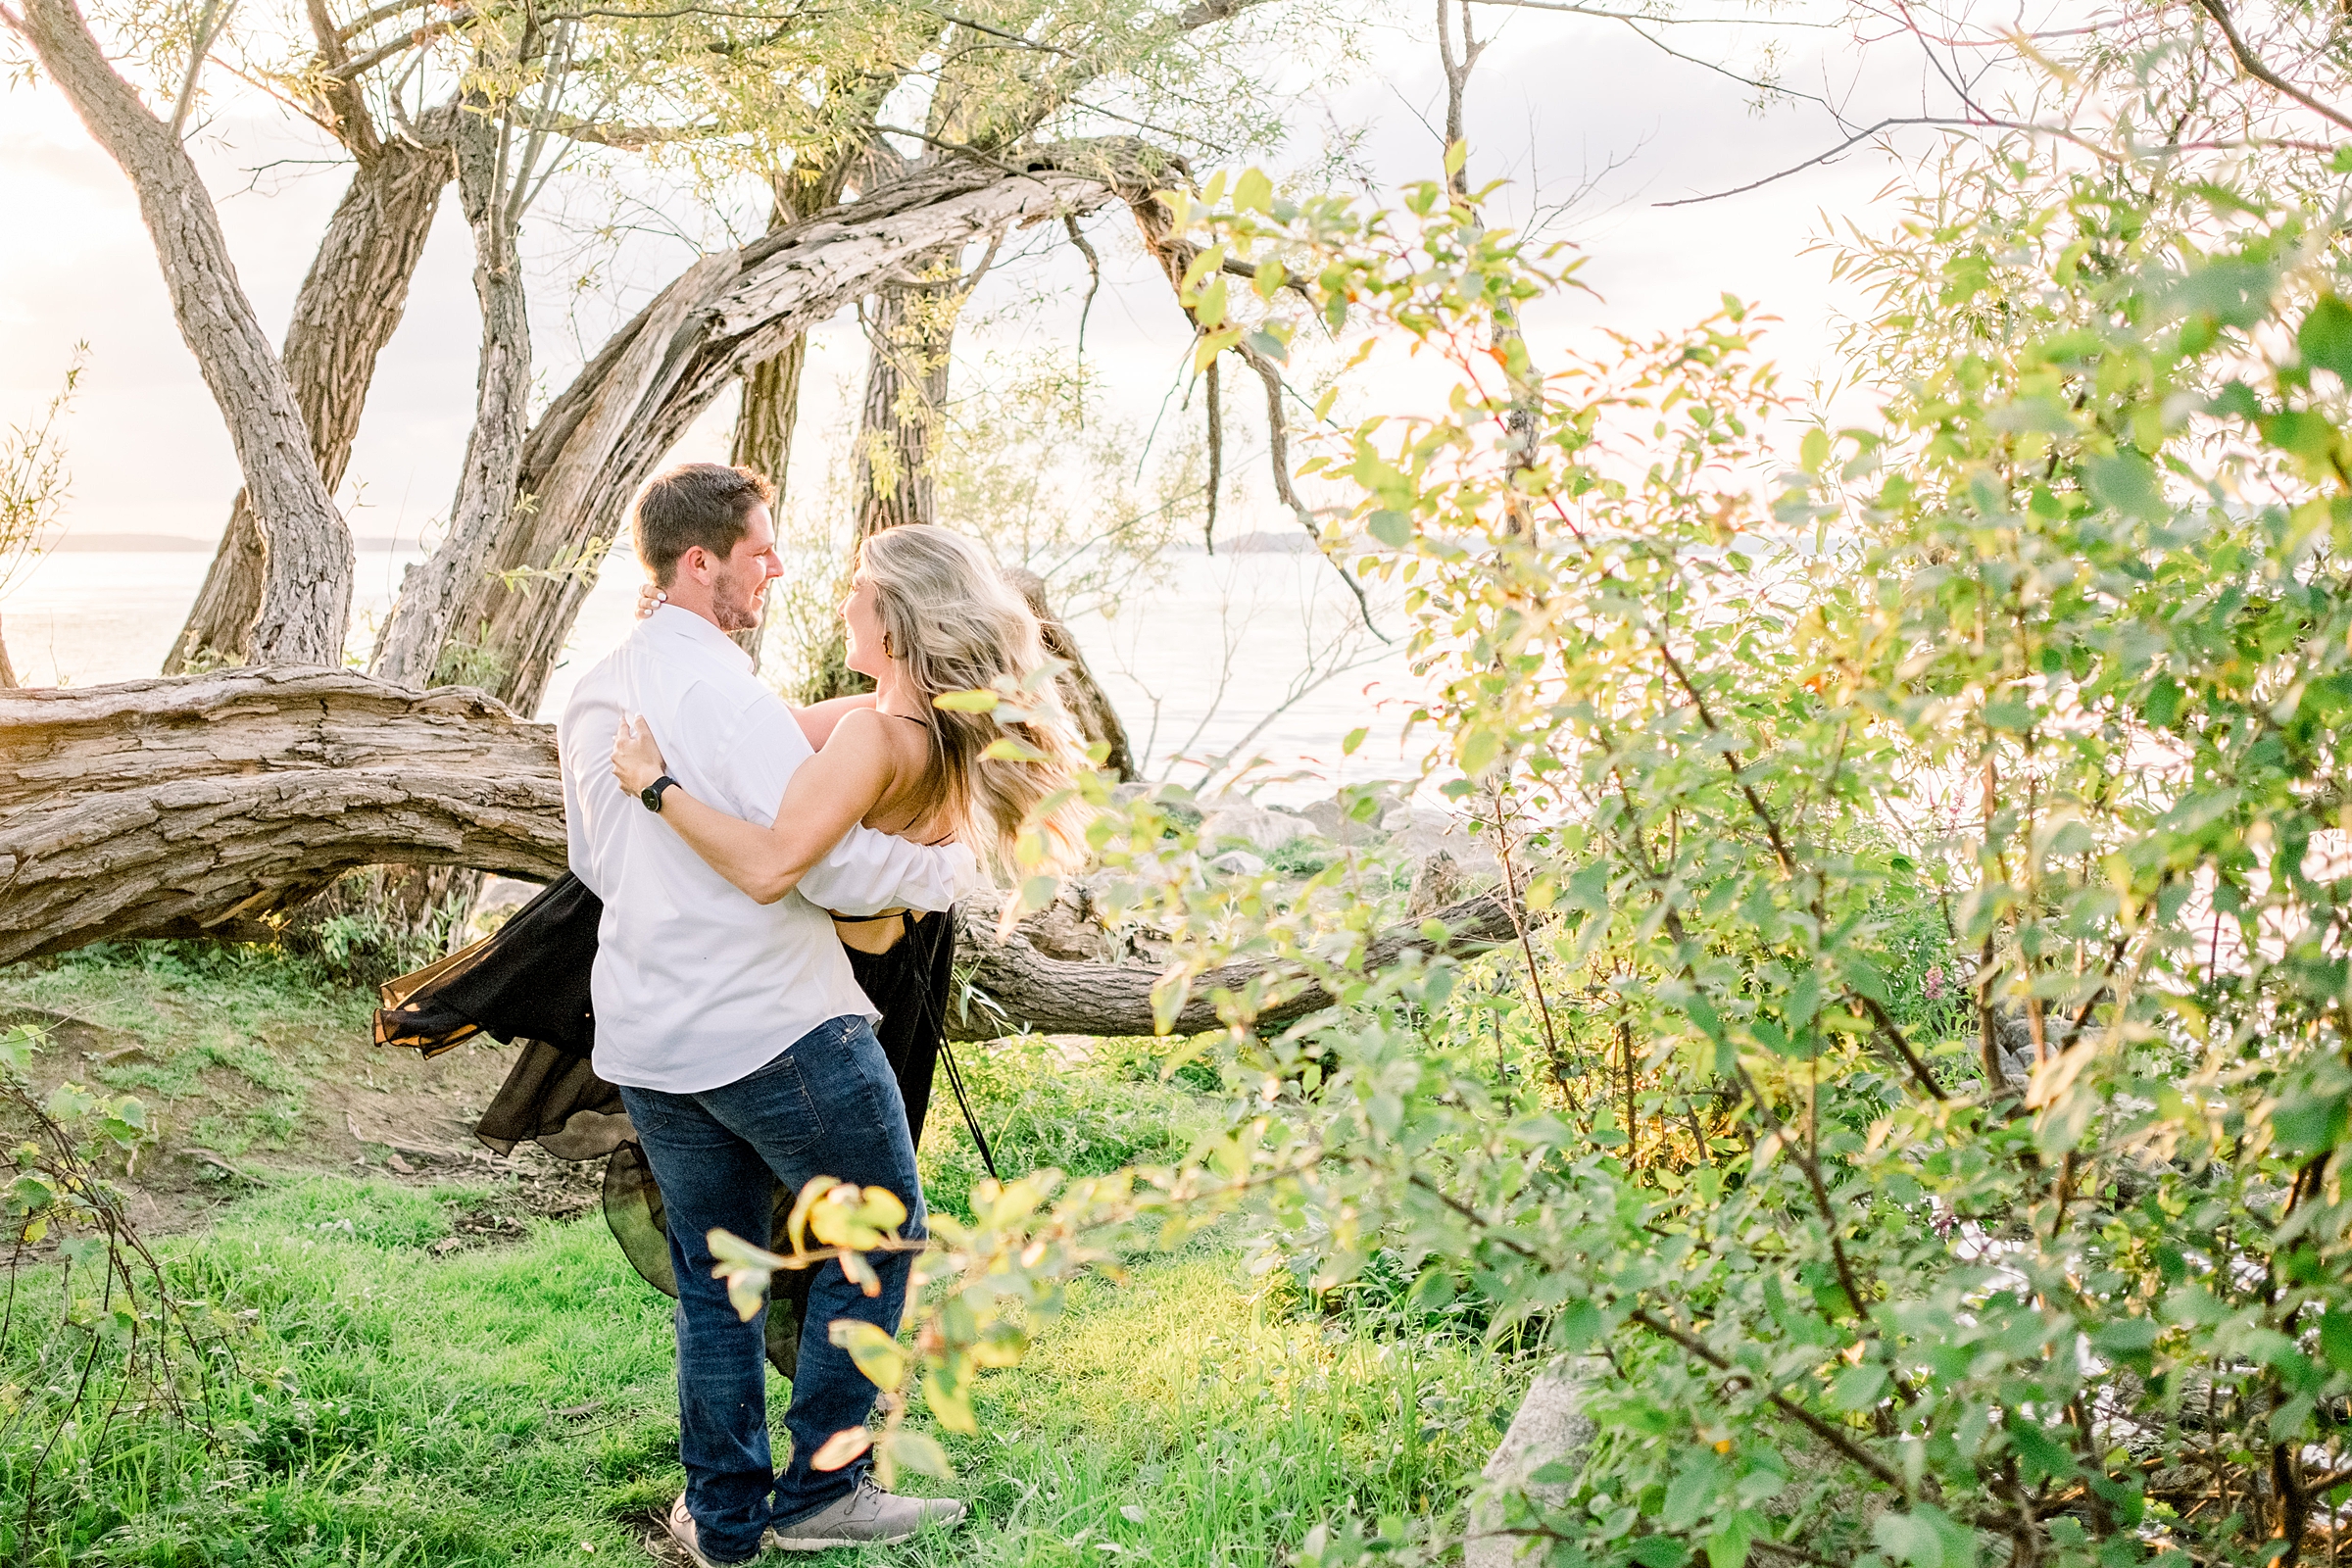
16, 0, 353, 667
164, 122, 456, 672
1003, 566, 1136, 780
0, 670, 564, 965
943, 889, 1514, 1040
725, 335, 806, 667
447, 144, 1152, 717
368, 105, 533, 690
852, 247, 959, 540
0, 668, 1514, 1030
0, 616, 17, 689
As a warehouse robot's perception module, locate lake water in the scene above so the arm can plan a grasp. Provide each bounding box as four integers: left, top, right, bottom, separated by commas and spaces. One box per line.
2, 543, 1430, 801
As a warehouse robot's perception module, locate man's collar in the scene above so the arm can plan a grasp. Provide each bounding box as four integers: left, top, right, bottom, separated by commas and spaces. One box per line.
644, 601, 754, 675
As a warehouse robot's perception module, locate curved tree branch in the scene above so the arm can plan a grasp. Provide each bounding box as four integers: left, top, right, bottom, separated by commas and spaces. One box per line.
2190, 0, 2352, 134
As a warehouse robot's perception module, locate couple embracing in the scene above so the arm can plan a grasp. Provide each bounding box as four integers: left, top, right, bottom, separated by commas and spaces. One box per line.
564, 463, 1086, 1564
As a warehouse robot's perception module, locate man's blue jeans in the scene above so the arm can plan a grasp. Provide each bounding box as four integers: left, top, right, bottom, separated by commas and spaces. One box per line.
617, 1013, 924, 1564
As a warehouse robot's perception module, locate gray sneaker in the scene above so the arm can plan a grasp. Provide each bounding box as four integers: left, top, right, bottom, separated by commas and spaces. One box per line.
764, 1475, 969, 1549
665, 1494, 758, 1568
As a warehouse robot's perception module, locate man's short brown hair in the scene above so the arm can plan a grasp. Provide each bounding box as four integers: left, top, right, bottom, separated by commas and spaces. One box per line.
633, 463, 775, 587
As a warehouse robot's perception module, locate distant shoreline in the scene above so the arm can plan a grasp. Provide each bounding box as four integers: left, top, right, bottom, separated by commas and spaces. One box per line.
35, 533, 416, 554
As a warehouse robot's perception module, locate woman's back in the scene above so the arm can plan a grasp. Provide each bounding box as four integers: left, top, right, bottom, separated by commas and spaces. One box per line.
825, 706, 952, 844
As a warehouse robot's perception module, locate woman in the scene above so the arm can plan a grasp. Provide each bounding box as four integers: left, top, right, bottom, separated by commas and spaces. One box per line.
377, 522, 1087, 1369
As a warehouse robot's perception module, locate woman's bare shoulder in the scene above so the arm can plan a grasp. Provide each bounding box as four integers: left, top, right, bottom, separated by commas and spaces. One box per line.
822, 707, 928, 767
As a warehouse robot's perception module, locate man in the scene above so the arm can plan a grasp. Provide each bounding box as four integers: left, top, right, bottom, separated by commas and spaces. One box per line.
559, 463, 972, 1564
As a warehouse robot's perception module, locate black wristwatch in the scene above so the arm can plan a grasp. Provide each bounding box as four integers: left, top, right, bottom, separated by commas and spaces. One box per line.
640, 774, 679, 813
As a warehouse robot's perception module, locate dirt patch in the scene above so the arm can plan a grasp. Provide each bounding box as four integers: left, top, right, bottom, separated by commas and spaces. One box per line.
2, 992, 601, 1236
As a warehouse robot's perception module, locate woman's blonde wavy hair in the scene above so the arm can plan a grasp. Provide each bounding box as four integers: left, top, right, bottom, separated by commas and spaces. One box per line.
858, 524, 1091, 873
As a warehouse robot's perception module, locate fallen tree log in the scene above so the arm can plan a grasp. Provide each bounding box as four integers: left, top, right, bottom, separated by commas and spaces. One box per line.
0, 669, 564, 964
1, 669, 1514, 1034
946, 892, 1518, 1042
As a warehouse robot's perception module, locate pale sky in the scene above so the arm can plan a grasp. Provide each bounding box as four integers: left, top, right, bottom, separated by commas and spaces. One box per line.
0, 2, 1940, 552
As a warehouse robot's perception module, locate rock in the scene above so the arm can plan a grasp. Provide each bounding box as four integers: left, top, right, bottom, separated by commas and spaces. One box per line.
1207, 850, 1267, 876
1201, 804, 1315, 854
1109, 781, 1204, 832
1465, 1364, 1595, 1568
1390, 808, 1501, 880
1299, 783, 1405, 847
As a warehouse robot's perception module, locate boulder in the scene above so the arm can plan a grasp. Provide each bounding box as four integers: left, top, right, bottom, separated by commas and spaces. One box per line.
1464, 1364, 1594, 1568
1207, 849, 1267, 876
1389, 808, 1502, 881
1298, 781, 1408, 847
1200, 804, 1316, 854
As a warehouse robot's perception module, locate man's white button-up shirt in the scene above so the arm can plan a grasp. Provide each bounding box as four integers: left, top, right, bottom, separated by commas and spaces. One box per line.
559, 604, 974, 1094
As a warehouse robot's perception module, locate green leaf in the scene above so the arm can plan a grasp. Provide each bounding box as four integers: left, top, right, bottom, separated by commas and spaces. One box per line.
1705, 1513, 1757, 1568
1233, 168, 1274, 215
1662, 1454, 1725, 1531
879, 1429, 955, 1479
829, 1319, 907, 1394
1830, 1363, 1889, 1411
2091, 1314, 2159, 1373
1555, 1297, 1602, 1350
2271, 1088, 2349, 1155
1342, 726, 1368, 757
2299, 295, 2352, 381
933, 689, 999, 712
1197, 274, 1230, 330
2320, 1310, 2352, 1373
2007, 1419, 2078, 1483
1873, 1512, 1944, 1568
1366, 510, 1412, 548
2082, 452, 2167, 522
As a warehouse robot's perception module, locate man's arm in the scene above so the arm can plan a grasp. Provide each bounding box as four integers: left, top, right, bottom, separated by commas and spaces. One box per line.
794, 692, 879, 752
684, 699, 977, 912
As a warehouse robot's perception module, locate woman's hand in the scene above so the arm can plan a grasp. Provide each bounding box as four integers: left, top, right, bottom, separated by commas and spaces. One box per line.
612, 715, 669, 795
635, 583, 665, 620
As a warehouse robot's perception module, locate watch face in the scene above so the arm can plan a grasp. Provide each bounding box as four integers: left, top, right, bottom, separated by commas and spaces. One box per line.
641, 784, 660, 811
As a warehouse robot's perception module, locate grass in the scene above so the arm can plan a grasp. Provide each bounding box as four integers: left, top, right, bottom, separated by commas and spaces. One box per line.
1, 949, 1524, 1566
3, 1179, 1518, 1566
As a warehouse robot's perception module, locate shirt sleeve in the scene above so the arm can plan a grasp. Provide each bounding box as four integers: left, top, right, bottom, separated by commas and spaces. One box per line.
799, 831, 979, 916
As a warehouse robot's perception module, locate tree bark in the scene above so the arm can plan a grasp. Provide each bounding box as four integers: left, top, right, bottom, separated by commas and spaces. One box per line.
0, 668, 1512, 1032
0, 669, 564, 966
14, 0, 353, 667
725, 335, 806, 667
450, 143, 1154, 717
368, 105, 534, 689
724, 154, 851, 664
164, 123, 456, 672
0, 616, 17, 689
852, 246, 959, 539
945, 889, 1515, 1041
1003, 566, 1136, 780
